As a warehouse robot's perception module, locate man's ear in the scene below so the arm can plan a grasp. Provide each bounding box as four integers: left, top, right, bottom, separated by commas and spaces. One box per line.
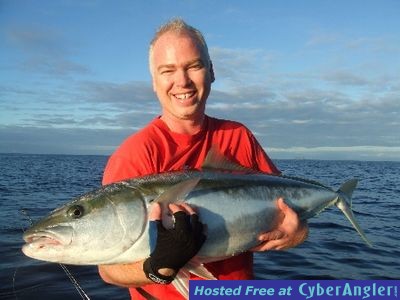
209, 61, 215, 83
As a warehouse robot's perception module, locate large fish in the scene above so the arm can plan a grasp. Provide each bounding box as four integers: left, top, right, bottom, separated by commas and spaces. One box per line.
22, 150, 371, 298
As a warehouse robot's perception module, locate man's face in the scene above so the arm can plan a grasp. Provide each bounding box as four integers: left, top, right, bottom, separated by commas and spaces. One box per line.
150, 32, 214, 123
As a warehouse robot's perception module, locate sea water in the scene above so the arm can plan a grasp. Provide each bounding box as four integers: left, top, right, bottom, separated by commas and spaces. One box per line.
0, 154, 399, 299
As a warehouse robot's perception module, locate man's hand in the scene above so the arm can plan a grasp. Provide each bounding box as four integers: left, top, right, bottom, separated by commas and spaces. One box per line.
143, 202, 206, 284
251, 198, 308, 251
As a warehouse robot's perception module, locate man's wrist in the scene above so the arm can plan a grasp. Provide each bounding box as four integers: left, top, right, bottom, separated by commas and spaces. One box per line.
143, 258, 175, 285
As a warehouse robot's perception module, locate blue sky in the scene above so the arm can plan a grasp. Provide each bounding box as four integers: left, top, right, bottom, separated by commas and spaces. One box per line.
1, 0, 399, 160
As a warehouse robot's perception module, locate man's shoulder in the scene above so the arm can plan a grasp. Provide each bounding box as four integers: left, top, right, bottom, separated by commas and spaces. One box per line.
111, 118, 163, 156
207, 116, 250, 132
120, 118, 163, 145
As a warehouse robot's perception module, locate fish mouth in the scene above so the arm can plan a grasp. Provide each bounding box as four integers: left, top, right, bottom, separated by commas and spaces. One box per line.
23, 227, 73, 249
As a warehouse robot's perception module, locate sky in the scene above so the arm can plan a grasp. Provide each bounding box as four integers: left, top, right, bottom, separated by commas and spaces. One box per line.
1, 0, 399, 160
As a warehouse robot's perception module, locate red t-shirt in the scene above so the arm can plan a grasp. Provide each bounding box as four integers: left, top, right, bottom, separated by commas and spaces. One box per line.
103, 115, 279, 299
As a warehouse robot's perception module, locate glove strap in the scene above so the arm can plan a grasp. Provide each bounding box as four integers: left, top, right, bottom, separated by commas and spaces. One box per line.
143, 258, 175, 285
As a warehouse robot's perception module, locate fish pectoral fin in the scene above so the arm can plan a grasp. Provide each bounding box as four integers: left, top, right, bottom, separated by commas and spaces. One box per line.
154, 178, 200, 204
172, 262, 216, 299
185, 259, 217, 280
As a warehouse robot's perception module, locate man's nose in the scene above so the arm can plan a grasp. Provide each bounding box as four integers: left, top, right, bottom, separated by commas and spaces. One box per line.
174, 69, 192, 87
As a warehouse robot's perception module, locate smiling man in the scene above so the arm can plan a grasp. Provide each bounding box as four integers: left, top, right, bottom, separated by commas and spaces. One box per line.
98, 18, 308, 300
149, 21, 214, 134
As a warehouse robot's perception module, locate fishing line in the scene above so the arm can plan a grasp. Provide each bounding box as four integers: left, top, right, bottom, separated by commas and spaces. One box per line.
12, 208, 34, 300
12, 267, 19, 300
20, 208, 34, 226
59, 263, 91, 300
19, 208, 91, 300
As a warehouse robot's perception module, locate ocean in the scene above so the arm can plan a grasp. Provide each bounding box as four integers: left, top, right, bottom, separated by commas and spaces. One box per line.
0, 153, 399, 299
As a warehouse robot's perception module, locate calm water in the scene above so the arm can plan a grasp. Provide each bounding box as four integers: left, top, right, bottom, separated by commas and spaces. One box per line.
0, 154, 399, 299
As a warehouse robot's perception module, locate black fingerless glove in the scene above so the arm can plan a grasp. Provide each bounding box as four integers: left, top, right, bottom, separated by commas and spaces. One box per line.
143, 211, 206, 284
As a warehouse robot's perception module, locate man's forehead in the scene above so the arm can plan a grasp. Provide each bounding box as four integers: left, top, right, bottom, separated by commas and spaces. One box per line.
150, 30, 209, 73
153, 31, 200, 50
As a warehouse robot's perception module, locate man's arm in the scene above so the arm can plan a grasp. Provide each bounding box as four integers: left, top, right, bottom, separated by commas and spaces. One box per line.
98, 203, 206, 287
98, 261, 150, 287
252, 198, 308, 251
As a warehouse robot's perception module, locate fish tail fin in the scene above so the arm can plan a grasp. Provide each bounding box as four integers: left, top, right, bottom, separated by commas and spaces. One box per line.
335, 179, 373, 247
338, 179, 358, 209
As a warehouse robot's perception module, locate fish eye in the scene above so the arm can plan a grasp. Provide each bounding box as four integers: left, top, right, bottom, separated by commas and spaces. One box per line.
67, 205, 84, 219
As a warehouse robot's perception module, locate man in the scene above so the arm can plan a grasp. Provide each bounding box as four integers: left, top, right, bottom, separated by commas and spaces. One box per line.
98, 19, 308, 299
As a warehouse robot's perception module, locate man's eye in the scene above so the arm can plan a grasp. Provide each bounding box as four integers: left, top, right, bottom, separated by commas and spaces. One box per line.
160, 69, 173, 74
190, 64, 203, 70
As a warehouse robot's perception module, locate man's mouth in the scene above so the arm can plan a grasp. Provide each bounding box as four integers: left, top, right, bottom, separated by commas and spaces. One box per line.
173, 91, 196, 100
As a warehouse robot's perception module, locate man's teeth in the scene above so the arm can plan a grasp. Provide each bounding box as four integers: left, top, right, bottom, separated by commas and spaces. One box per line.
175, 92, 193, 100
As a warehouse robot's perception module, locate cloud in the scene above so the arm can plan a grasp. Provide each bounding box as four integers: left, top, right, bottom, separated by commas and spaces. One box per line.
321, 70, 370, 86
268, 146, 400, 161
306, 32, 341, 47
78, 80, 160, 128
2, 122, 398, 160
206, 62, 399, 154
1, 75, 160, 132
345, 36, 400, 53
209, 46, 278, 85
2, 64, 399, 159
6, 26, 65, 54
0, 82, 37, 94
23, 115, 79, 127
19, 109, 158, 131
80, 80, 156, 107
4, 26, 90, 76
0, 125, 131, 155
1, 28, 398, 160
234, 86, 399, 150
306, 30, 400, 54
205, 39, 399, 156
21, 55, 89, 76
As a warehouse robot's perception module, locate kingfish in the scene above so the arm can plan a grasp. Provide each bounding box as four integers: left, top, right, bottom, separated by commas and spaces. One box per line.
22, 149, 371, 298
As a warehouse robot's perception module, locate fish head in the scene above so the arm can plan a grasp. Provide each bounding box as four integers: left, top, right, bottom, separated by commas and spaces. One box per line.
22, 184, 147, 264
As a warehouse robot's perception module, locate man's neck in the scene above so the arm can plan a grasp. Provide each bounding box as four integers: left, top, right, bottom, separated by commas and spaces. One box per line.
160, 114, 205, 135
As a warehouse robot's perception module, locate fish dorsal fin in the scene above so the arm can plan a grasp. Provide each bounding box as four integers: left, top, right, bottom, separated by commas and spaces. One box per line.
202, 146, 258, 174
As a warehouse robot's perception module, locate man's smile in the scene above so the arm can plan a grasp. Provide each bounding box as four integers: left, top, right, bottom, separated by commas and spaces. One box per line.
173, 92, 196, 100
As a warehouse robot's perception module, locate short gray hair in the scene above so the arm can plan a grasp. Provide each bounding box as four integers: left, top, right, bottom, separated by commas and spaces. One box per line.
149, 18, 210, 73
